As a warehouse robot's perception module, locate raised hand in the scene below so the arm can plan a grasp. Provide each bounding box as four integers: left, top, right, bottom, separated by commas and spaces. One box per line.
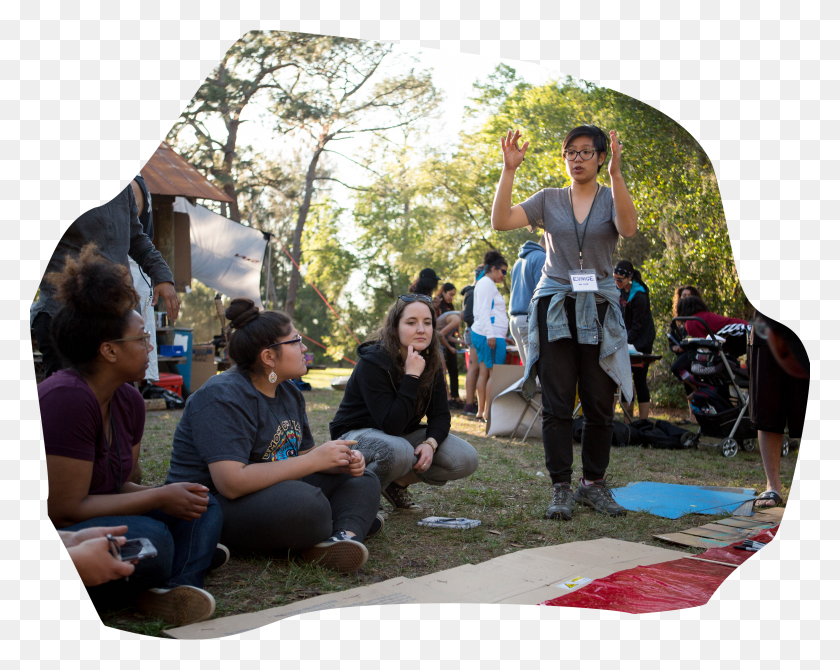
608, 129, 623, 180
405, 345, 426, 377
500, 129, 529, 171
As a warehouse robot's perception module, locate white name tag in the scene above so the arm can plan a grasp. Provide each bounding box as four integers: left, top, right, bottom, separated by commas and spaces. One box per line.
569, 269, 598, 292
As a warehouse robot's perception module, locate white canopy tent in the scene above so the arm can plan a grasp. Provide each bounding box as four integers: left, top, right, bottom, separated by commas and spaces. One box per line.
174, 197, 269, 308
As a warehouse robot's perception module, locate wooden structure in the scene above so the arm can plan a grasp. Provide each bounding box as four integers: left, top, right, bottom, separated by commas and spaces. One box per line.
140, 142, 233, 292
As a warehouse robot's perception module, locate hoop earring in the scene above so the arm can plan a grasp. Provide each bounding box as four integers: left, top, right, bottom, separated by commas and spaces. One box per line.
268, 371, 277, 384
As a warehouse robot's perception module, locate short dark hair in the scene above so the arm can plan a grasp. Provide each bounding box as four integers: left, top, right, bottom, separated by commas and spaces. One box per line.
225, 298, 294, 376
482, 250, 508, 270
562, 125, 608, 173
676, 295, 710, 317
48, 243, 139, 374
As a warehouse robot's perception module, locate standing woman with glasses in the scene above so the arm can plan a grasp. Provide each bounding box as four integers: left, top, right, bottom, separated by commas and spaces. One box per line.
330, 294, 479, 513
39, 244, 223, 626
491, 125, 638, 522
165, 298, 381, 574
470, 250, 511, 423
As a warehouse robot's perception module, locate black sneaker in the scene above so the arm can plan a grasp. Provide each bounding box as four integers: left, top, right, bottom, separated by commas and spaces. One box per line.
382, 482, 423, 513
462, 403, 478, 416
209, 543, 230, 572
545, 482, 574, 520
366, 510, 386, 539
301, 531, 369, 573
574, 478, 627, 517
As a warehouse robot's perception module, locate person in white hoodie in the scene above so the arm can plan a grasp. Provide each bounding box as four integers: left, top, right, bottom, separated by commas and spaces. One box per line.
470, 250, 510, 422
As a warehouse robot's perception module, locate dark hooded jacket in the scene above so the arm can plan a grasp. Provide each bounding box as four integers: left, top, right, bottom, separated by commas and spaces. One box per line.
620, 282, 656, 354
329, 341, 451, 444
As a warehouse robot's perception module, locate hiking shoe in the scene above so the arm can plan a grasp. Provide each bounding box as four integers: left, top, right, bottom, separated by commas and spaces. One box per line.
209, 543, 230, 572
366, 510, 387, 539
545, 482, 575, 520
382, 482, 423, 513
301, 531, 369, 573
136, 586, 216, 626
574, 478, 627, 517
462, 403, 478, 416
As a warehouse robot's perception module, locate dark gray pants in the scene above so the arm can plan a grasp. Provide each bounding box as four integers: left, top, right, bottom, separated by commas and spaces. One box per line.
212, 470, 381, 554
538, 296, 616, 485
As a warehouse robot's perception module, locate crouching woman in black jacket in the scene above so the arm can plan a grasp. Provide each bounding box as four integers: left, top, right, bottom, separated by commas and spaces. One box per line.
613, 260, 656, 420
330, 295, 479, 513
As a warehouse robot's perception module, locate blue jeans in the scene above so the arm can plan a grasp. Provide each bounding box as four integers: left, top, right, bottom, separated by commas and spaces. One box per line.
63, 495, 222, 607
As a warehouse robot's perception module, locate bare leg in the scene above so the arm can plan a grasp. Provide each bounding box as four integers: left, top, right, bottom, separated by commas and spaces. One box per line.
465, 347, 479, 405
757, 429, 784, 505
394, 470, 421, 487
638, 401, 651, 421
476, 363, 490, 419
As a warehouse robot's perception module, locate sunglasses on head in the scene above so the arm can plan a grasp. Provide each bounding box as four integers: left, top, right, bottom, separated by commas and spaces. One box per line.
399, 294, 433, 304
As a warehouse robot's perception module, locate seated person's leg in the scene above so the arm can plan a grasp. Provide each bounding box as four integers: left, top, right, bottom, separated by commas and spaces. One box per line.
213, 481, 334, 554
301, 470, 382, 539
405, 430, 479, 486
338, 428, 416, 491
145, 494, 223, 589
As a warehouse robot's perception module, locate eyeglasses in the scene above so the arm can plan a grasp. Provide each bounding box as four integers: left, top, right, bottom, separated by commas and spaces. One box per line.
399, 294, 433, 305
562, 148, 597, 161
109, 331, 151, 344
266, 336, 303, 349
500, 268, 507, 276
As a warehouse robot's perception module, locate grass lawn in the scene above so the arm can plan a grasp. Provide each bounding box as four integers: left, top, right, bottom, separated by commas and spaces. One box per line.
104, 367, 797, 636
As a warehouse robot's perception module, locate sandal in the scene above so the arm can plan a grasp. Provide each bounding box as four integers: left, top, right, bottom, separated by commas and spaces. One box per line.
755, 490, 784, 508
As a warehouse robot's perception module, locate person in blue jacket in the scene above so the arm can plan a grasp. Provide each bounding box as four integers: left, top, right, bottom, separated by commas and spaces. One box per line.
509, 235, 546, 364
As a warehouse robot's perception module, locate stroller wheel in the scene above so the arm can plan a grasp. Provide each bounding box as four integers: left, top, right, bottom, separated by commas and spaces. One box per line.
781, 437, 790, 458
720, 438, 739, 458
741, 438, 756, 452
680, 431, 696, 449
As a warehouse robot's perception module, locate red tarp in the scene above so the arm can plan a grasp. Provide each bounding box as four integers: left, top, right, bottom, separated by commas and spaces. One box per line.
543, 525, 779, 613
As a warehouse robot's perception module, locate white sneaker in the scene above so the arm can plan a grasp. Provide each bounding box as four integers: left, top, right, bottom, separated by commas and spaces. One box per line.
136, 585, 216, 626
301, 531, 369, 573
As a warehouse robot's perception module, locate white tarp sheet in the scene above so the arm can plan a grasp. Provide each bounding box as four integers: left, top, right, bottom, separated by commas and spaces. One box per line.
174, 197, 267, 308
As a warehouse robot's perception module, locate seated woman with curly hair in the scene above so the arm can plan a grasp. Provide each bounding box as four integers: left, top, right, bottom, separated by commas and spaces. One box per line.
39, 244, 223, 626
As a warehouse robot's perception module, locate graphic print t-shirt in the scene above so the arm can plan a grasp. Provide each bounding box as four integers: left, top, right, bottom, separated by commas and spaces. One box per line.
166, 371, 315, 494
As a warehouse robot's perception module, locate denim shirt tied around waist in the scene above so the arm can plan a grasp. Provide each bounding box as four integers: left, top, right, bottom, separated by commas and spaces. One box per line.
521, 275, 633, 404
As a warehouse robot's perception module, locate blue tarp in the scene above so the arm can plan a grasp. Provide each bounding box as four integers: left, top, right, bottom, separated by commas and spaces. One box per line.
611, 482, 757, 519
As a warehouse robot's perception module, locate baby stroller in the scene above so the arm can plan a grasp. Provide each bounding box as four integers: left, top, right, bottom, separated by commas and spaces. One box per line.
670, 316, 756, 457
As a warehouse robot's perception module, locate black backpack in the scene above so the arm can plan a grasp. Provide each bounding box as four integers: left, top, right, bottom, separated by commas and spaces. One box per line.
690, 387, 732, 415
572, 416, 631, 447
462, 286, 475, 327
629, 419, 692, 449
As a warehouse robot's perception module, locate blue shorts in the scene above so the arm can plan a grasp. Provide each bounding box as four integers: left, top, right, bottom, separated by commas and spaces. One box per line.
471, 331, 507, 368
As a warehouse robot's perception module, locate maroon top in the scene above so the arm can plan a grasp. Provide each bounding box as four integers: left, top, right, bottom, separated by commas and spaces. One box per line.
685, 311, 748, 338
39, 370, 145, 495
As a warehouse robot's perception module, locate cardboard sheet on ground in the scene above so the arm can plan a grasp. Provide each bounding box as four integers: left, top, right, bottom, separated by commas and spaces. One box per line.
612, 482, 757, 519
486, 374, 542, 439
165, 538, 687, 639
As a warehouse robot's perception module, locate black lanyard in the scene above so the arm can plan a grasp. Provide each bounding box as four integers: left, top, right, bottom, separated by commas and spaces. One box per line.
569, 184, 601, 270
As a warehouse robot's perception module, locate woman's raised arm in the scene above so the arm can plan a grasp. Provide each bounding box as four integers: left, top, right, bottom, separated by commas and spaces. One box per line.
491, 130, 532, 231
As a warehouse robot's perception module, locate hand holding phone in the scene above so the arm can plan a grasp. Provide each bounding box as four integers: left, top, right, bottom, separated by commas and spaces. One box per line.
108, 535, 157, 562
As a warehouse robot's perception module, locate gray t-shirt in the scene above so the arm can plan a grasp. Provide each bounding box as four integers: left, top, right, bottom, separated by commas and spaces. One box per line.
519, 185, 618, 284
166, 370, 315, 494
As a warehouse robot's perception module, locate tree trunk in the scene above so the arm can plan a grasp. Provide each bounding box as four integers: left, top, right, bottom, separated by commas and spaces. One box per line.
285, 137, 328, 317
222, 119, 242, 222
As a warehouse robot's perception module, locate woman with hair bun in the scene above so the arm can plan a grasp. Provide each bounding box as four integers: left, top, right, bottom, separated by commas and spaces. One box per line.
165, 298, 381, 574
39, 244, 223, 627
